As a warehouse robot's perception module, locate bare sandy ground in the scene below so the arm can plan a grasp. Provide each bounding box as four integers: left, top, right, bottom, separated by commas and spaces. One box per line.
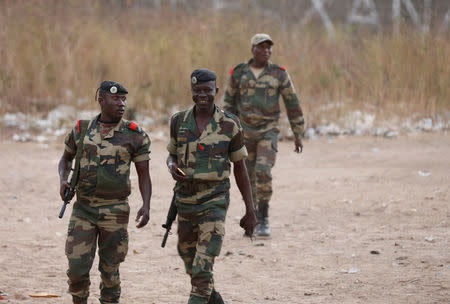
0, 132, 449, 304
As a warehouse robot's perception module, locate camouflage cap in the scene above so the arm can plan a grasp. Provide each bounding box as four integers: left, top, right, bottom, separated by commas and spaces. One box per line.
251, 33, 274, 46
190, 68, 217, 85
99, 80, 128, 95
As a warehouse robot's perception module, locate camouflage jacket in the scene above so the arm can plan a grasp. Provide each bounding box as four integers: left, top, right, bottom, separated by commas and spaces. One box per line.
167, 105, 247, 206
223, 59, 305, 139
65, 114, 151, 204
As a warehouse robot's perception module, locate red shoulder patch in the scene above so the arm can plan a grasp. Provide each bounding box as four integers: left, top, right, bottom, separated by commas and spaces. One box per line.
281, 66, 286, 71
197, 144, 205, 151
229, 68, 234, 75
77, 120, 80, 133
129, 122, 138, 130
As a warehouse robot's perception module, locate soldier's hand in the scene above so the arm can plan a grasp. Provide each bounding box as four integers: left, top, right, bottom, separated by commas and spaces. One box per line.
135, 206, 150, 228
60, 180, 70, 201
294, 138, 303, 153
169, 163, 188, 182
240, 211, 257, 237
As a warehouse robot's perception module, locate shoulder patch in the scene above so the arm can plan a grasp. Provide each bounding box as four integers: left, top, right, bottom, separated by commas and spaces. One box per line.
129, 122, 138, 131
280, 66, 286, 71
229, 68, 234, 75
77, 120, 80, 133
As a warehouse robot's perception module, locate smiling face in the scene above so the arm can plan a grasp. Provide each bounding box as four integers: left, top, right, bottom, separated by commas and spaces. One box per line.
191, 80, 218, 112
98, 92, 127, 122
252, 41, 273, 66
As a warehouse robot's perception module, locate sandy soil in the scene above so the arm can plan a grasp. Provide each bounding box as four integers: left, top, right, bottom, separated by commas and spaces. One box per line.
0, 132, 449, 304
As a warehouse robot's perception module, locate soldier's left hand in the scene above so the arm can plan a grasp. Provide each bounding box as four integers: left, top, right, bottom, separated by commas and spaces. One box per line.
135, 206, 150, 228
294, 138, 303, 153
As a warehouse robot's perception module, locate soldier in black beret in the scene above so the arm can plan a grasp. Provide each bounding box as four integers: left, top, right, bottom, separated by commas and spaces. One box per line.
166, 69, 256, 304
59, 80, 152, 304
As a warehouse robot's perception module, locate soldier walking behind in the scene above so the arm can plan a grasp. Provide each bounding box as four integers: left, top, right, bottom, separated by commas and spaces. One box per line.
166, 69, 257, 304
58, 81, 152, 304
224, 33, 305, 237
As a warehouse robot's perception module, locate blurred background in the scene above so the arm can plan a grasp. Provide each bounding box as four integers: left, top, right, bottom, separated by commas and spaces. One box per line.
0, 0, 449, 141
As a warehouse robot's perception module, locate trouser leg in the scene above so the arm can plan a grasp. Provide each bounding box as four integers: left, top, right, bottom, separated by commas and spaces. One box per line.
178, 211, 226, 304
97, 203, 130, 304
178, 215, 198, 277
255, 134, 277, 209
66, 215, 98, 301
244, 138, 257, 209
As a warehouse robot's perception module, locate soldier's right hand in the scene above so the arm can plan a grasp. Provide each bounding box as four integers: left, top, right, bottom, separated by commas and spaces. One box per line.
60, 181, 70, 201
240, 211, 257, 237
169, 163, 188, 182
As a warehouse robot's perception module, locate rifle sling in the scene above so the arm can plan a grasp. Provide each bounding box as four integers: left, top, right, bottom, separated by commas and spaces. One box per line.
69, 120, 89, 189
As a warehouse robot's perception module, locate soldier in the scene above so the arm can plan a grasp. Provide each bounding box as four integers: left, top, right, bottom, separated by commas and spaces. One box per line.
224, 33, 305, 237
167, 68, 257, 304
58, 81, 152, 304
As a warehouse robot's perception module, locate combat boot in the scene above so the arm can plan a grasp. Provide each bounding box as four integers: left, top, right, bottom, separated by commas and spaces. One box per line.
255, 202, 270, 237
208, 289, 225, 304
256, 217, 270, 236
72, 296, 87, 304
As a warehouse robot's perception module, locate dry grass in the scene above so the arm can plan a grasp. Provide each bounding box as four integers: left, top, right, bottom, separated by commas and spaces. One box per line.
1, 1, 449, 124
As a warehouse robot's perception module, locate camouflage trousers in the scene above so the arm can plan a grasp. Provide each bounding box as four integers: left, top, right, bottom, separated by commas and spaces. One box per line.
65, 199, 130, 304
244, 130, 278, 209
177, 206, 226, 304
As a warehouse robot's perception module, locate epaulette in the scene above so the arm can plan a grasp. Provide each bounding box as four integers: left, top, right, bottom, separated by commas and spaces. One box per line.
222, 109, 241, 125
229, 63, 246, 76
76, 120, 90, 133
271, 63, 286, 71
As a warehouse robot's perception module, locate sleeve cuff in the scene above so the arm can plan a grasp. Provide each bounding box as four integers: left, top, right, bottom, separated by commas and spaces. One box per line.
132, 153, 150, 163
229, 146, 248, 162
65, 145, 75, 154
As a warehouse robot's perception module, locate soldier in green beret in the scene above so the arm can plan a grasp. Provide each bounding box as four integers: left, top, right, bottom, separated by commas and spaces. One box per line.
167, 68, 257, 304
58, 81, 152, 304
224, 33, 305, 237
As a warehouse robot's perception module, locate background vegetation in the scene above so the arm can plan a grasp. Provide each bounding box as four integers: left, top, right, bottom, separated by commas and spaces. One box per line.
1, 1, 449, 126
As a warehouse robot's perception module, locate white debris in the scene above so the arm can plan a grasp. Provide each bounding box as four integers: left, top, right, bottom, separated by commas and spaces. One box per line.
425, 236, 435, 242
416, 118, 433, 131
24, 217, 31, 223
340, 267, 360, 274
343, 110, 375, 131
384, 131, 399, 138
35, 135, 48, 143
12, 133, 31, 142
304, 127, 318, 140
54, 128, 67, 136
418, 171, 431, 177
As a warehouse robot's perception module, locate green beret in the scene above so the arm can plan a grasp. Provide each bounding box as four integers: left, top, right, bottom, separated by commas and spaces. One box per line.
99, 80, 128, 94
190, 69, 217, 85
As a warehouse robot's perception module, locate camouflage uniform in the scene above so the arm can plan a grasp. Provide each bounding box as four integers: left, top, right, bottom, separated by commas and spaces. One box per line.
64, 114, 150, 304
167, 105, 247, 304
223, 59, 304, 214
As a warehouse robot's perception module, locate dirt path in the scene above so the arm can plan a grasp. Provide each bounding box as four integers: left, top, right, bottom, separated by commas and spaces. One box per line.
0, 133, 449, 304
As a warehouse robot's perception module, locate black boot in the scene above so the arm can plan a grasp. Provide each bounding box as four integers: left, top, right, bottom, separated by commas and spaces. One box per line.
72, 296, 87, 304
255, 202, 270, 237
208, 290, 225, 304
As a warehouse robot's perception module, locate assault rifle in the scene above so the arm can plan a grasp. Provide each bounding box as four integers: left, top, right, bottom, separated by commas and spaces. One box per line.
58, 171, 75, 219
161, 194, 177, 248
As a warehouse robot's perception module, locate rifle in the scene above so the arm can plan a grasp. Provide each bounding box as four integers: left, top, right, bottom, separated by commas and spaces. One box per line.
58, 119, 89, 219
161, 194, 178, 248
58, 173, 74, 219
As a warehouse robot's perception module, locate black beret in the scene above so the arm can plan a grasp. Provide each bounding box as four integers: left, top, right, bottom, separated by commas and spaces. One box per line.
99, 80, 128, 94
190, 68, 217, 85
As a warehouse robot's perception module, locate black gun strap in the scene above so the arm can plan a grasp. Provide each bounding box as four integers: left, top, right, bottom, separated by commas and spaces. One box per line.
70, 120, 89, 189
